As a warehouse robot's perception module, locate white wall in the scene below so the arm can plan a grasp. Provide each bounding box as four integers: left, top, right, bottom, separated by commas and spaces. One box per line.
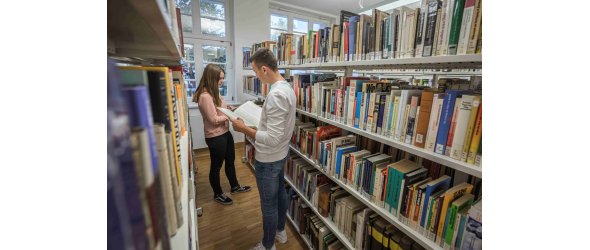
233, 0, 270, 103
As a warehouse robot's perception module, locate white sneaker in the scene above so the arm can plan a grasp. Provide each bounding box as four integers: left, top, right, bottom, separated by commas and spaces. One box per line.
275, 230, 287, 244
251, 242, 276, 250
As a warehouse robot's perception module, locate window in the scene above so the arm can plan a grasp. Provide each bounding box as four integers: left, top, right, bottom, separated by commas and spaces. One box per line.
183, 44, 197, 98
293, 18, 308, 35
313, 22, 326, 31
201, 45, 228, 96
200, 0, 226, 37
177, 0, 193, 32
269, 11, 332, 42
270, 14, 288, 42
177, 0, 233, 101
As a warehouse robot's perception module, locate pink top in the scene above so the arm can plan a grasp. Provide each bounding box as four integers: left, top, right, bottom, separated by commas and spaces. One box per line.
197, 91, 229, 138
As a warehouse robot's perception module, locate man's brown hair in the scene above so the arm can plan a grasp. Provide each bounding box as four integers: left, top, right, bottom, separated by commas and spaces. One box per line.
249, 48, 278, 71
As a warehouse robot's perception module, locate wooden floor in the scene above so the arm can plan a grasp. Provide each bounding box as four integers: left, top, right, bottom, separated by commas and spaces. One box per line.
193, 142, 307, 250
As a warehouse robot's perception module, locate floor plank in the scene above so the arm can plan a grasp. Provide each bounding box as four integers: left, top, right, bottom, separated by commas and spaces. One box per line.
194, 143, 307, 250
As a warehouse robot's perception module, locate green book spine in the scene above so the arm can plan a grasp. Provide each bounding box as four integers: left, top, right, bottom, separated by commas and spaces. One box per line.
391, 168, 401, 214
444, 205, 459, 245
447, 0, 467, 55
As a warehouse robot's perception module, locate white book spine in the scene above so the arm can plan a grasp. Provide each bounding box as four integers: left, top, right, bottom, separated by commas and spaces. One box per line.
359, 92, 367, 130
457, 3, 475, 54
425, 95, 444, 151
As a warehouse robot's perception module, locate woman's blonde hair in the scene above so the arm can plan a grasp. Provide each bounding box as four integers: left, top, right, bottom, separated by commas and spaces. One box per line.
195, 64, 225, 107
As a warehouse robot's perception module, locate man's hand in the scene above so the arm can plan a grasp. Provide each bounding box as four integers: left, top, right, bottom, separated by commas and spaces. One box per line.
231, 118, 257, 139
231, 118, 247, 133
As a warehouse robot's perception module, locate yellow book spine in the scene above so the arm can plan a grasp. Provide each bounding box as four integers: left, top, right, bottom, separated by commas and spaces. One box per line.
467, 103, 482, 164
461, 97, 481, 161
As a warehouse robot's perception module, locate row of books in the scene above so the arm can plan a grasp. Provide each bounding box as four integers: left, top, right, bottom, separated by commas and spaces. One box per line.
290, 120, 482, 249
108, 60, 191, 250
287, 189, 346, 250
292, 74, 482, 166
286, 154, 430, 250
268, 0, 482, 66
242, 47, 251, 68
246, 41, 279, 68
243, 75, 270, 98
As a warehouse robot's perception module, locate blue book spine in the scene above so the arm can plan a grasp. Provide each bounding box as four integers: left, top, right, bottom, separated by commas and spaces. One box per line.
108, 61, 148, 250
354, 92, 363, 128
420, 178, 452, 228
435, 91, 464, 154
335, 146, 357, 178
123, 87, 159, 174
455, 214, 468, 249
386, 97, 395, 137
363, 161, 372, 195
331, 92, 335, 117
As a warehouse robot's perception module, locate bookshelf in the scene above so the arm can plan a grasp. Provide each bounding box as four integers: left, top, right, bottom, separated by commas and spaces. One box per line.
296, 108, 482, 178
285, 214, 313, 250
284, 177, 356, 250
245, 136, 350, 249
107, 0, 182, 64
289, 145, 443, 250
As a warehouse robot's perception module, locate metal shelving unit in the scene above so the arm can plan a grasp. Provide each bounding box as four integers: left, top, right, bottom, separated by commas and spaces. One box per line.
288, 145, 443, 250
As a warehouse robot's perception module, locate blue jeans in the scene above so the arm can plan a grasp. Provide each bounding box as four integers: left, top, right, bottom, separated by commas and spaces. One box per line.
255, 157, 288, 249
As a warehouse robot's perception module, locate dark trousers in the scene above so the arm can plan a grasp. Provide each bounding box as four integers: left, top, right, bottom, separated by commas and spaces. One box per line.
204, 131, 239, 196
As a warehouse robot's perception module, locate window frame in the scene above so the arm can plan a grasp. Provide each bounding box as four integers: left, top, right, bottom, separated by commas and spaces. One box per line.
269, 9, 332, 42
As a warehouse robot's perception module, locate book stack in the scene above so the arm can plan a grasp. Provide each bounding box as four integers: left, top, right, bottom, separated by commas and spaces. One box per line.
108, 60, 191, 250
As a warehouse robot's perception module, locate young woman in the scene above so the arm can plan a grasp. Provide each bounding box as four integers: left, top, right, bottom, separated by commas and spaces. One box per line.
194, 64, 251, 205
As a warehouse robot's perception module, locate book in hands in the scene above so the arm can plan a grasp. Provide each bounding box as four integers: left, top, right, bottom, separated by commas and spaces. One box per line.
217, 101, 262, 128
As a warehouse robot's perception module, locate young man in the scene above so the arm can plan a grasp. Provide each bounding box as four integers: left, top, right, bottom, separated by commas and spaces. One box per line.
231, 48, 296, 250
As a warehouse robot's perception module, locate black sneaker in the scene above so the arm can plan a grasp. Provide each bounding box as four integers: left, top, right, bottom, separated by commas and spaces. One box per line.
230, 185, 252, 194
214, 194, 233, 205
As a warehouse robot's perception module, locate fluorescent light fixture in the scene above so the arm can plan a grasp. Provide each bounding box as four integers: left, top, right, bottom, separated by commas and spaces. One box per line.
359, 0, 420, 15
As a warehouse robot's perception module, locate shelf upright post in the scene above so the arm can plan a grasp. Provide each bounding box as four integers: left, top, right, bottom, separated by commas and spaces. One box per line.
344, 66, 353, 77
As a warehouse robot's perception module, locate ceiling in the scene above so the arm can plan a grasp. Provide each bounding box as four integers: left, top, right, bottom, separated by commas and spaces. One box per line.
271, 0, 388, 17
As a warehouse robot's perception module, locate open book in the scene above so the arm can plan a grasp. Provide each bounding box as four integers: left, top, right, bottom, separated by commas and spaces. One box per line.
217, 101, 262, 128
